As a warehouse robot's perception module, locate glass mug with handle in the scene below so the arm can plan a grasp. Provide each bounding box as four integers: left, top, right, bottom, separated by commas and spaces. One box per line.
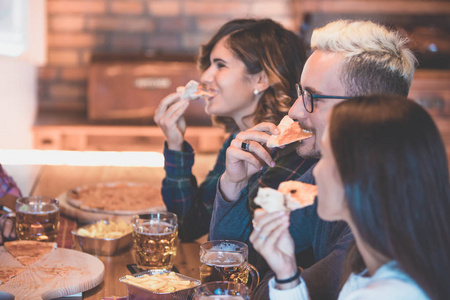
132, 212, 178, 271
193, 281, 249, 300
15, 196, 60, 242
199, 240, 259, 292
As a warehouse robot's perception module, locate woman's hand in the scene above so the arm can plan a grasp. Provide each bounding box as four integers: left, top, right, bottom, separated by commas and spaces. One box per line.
250, 209, 298, 280
154, 92, 190, 151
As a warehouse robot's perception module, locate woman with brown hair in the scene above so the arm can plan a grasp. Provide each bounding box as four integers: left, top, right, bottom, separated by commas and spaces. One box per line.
154, 18, 312, 241
251, 94, 450, 299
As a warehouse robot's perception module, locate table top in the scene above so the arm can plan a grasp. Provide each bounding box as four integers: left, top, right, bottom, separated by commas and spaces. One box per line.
30, 165, 207, 300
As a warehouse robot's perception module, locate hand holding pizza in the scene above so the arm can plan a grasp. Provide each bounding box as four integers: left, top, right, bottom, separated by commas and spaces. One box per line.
219, 122, 279, 201
250, 209, 298, 281
154, 92, 189, 152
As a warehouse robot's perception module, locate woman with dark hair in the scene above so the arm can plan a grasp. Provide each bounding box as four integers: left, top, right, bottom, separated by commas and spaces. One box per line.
251, 94, 450, 299
154, 18, 310, 241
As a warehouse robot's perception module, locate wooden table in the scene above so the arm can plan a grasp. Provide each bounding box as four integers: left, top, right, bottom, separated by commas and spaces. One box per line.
30, 164, 211, 299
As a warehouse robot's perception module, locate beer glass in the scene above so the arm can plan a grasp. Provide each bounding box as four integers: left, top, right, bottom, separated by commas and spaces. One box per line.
199, 240, 259, 292
193, 281, 249, 300
16, 196, 60, 242
132, 212, 178, 270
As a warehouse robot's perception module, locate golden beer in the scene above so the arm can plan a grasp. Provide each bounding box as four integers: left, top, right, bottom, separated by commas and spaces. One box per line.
15, 197, 60, 242
200, 252, 249, 284
133, 214, 178, 270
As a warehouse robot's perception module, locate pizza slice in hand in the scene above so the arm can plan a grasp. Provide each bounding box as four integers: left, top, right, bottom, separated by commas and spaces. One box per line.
176, 80, 215, 101
267, 115, 313, 148
254, 180, 317, 213
4, 240, 56, 266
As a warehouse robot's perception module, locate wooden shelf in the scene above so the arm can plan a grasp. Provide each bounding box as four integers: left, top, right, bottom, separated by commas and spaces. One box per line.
33, 112, 227, 153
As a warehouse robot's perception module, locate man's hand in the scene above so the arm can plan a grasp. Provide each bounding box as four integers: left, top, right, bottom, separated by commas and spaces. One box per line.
154, 93, 190, 151
219, 122, 279, 202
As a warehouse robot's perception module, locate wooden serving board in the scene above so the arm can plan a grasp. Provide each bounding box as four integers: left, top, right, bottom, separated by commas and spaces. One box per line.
0, 247, 105, 300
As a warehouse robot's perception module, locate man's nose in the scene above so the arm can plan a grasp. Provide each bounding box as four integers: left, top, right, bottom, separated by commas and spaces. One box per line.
289, 96, 308, 121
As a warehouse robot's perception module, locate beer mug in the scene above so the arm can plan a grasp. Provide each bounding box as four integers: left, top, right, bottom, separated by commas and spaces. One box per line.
199, 240, 259, 292
193, 281, 249, 300
16, 196, 60, 242
132, 212, 178, 270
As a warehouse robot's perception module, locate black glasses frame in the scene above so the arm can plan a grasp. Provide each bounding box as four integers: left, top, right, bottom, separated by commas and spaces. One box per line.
296, 83, 350, 113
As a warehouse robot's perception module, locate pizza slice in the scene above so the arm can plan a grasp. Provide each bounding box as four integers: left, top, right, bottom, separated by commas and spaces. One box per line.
0, 267, 25, 285
4, 240, 56, 266
267, 115, 313, 148
254, 180, 317, 213
176, 80, 214, 101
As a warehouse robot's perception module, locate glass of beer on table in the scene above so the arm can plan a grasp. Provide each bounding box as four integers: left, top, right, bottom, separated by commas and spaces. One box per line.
199, 240, 259, 292
193, 281, 249, 300
132, 212, 178, 270
16, 196, 60, 242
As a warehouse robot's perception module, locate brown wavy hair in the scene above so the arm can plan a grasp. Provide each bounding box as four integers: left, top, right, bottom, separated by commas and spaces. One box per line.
198, 18, 307, 132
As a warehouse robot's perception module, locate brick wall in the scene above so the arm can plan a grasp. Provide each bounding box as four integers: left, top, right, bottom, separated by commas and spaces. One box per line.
39, 0, 299, 114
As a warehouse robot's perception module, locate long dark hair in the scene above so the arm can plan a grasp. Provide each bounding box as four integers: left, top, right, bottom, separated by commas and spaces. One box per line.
329, 94, 450, 299
198, 18, 307, 132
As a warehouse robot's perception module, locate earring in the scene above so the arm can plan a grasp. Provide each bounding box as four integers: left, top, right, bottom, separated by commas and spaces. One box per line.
253, 89, 260, 95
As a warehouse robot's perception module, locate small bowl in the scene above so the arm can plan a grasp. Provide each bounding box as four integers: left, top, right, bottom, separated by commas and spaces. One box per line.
120, 270, 201, 300
72, 222, 132, 256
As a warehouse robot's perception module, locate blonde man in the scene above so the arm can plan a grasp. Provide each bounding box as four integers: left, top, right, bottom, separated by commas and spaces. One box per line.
210, 20, 417, 300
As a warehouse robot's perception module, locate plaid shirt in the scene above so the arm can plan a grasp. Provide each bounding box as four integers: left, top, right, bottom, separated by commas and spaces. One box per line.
162, 133, 317, 241
0, 164, 22, 199
162, 134, 235, 241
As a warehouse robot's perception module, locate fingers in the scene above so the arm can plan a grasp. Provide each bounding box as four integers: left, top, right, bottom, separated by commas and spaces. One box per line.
230, 138, 274, 168
253, 209, 289, 232
235, 122, 279, 144
229, 122, 281, 167
250, 210, 290, 253
155, 99, 189, 126
153, 93, 183, 124
2, 218, 13, 241
225, 144, 266, 175
163, 100, 189, 126
249, 122, 280, 135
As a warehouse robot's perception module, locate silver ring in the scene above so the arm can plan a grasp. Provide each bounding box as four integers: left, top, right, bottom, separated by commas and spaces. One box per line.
241, 139, 251, 152
259, 235, 267, 241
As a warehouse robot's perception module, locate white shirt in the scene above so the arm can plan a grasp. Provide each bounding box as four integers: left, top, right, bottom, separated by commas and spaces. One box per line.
269, 261, 429, 300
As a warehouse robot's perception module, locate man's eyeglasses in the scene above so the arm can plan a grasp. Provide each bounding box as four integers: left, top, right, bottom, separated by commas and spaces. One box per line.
296, 83, 350, 113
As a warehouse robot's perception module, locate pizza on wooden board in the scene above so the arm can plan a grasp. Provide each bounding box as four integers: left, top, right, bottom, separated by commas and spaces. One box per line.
254, 181, 317, 213
4, 240, 56, 266
0, 267, 25, 285
267, 115, 313, 148
67, 182, 165, 214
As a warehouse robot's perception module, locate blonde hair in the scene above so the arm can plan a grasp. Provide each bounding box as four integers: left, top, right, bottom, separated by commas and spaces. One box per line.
311, 20, 417, 96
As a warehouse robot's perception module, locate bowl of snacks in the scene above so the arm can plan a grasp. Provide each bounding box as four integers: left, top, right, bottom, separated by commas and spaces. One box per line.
72, 219, 133, 256
120, 270, 200, 300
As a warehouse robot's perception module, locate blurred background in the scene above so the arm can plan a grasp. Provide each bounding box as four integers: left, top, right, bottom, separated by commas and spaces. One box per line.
0, 0, 449, 193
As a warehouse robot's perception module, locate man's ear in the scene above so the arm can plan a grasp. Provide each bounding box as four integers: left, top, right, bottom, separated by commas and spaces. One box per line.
254, 71, 270, 93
